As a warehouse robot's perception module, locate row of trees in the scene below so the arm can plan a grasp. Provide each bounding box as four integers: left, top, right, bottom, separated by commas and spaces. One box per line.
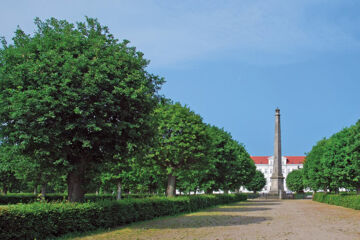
303, 121, 360, 194
0, 17, 260, 201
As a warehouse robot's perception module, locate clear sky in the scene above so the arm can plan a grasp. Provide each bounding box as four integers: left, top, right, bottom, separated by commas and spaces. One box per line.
1, 0, 360, 156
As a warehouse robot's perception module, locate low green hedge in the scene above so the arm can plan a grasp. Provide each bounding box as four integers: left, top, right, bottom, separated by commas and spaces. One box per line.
245, 193, 260, 199
0, 193, 156, 204
0, 194, 246, 239
313, 192, 360, 210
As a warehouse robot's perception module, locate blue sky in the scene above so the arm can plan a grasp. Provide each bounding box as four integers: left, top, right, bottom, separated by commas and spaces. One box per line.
1, 0, 360, 155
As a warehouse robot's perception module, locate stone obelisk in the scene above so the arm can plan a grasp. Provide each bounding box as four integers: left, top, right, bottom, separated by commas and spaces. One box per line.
270, 108, 285, 198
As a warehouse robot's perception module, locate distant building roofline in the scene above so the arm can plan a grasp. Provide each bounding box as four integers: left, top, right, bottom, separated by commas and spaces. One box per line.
251, 156, 305, 164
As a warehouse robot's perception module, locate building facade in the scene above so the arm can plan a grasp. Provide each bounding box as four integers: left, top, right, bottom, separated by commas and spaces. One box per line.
243, 156, 305, 192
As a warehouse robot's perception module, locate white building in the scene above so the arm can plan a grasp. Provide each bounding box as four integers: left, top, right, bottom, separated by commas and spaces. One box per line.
242, 156, 305, 192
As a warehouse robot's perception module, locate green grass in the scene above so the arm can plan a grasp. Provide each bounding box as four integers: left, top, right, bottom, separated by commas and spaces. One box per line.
54, 201, 249, 240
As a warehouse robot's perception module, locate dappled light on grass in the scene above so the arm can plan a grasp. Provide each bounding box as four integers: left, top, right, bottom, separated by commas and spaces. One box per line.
71, 200, 272, 240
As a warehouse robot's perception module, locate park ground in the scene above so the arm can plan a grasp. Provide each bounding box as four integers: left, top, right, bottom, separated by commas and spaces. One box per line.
71, 199, 360, 240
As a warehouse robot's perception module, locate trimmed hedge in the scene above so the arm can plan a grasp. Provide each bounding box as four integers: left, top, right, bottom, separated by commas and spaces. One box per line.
0, 194, 246, 239
245, 193, 260, 199
313, 192, 360, 210
0, 193, 156, 205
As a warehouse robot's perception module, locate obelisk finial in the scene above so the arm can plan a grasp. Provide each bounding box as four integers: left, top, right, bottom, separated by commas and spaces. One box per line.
270, 108, 285, 198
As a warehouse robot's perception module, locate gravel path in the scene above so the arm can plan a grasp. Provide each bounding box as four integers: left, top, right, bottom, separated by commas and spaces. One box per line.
74, 199, 360, 240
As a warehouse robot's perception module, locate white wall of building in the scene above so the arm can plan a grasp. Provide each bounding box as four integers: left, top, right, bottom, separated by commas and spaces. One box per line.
241, 156, 303, 193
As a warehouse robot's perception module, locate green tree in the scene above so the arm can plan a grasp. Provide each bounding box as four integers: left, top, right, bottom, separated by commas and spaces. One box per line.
0, 145, 23, 194
151, 102, 210, 197
322, 122, 360, 194
303, 138, 328, 192
286, 169, 305, 193
245, 170, 266, 193
345, 121, 360, 194
321, 129, 351, 193
0, 17, 163, 202
199, 125, 255, 193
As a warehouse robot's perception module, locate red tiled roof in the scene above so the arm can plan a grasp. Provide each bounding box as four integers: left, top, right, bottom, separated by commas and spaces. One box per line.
251, 156, 269, 164
250, 156, 305, 165
285, 156, 305, 164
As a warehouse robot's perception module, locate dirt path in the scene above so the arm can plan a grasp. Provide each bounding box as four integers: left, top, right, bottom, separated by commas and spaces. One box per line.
73, 199, 360, 240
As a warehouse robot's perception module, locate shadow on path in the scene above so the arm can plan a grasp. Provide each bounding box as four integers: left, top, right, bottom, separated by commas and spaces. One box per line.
208, 207, 272, 212
134, 215, 272, 229
237, 202, 281, 206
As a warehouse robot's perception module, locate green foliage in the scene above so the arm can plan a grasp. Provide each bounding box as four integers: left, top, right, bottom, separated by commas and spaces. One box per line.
153, 102, 209, 173
303, 138, 328, 191
0, 194, 247, 239
245, 170, 266, 193
286, 169, 305, 193
199, 125, 255, 193
0, 17, 163, 201
313, 192, 360, 210
0, 193, 159, 205
304, 120, 360, 193
151, 102, 211, 195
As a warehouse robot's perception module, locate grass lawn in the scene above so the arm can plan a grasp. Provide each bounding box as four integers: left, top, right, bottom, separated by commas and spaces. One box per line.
56, 201, 255, 240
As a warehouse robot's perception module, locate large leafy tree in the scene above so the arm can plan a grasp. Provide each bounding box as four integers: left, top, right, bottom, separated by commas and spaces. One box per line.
345, 121, 360, 193
245, 170, 266, 193
199, 125, 255, 193
286, 169, 305, 193
0, 17, 163, 202
322, 123, 360, 193
151, 102, 210, 197
303, 138, 328, 192
304, 121, 360, 194
321, 129, 351, 192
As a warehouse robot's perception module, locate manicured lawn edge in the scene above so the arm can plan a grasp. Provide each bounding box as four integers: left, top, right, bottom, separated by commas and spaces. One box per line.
0, 194, 247, 240
312, 192, 360, 210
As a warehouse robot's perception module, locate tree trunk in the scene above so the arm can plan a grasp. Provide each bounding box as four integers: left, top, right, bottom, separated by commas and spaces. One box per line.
34, 185, 38, 195
254, 190, 257, 194
2, 186, 8, 195
116, 182, 122, 200
224, 189, 229, 194
235, 188, 240, 193
67, 161, 86, 202
357, 186, 360, 195
41, 183, 47, 199
205, 189, 213, 194
335, 188, 339, 194
166, 174, 176, 197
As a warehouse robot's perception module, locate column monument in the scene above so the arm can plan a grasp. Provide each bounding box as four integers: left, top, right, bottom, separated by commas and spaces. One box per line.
269, 108, 285, 198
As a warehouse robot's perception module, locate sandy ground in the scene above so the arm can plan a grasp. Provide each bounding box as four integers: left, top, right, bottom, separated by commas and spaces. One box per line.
74, 199, 360, 240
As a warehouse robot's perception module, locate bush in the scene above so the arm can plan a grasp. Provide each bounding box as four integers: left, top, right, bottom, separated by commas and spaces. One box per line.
245, 193, 260, 199
313, 192, 360, 210
0, 194, 246, 239
293, 192, 313, 199
0, 193, 158, 205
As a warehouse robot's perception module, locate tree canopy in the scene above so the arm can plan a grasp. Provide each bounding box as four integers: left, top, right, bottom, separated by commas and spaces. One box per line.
0, 17, 163, 201
245, 170, 266, 193
286, 169, 305, 193
304, 121, 360, 194
150, 102, 210, 196
0, 17, 257, 199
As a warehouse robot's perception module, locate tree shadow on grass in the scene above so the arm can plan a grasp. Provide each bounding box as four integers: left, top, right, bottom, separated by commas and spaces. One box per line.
56, 215, 272, 239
